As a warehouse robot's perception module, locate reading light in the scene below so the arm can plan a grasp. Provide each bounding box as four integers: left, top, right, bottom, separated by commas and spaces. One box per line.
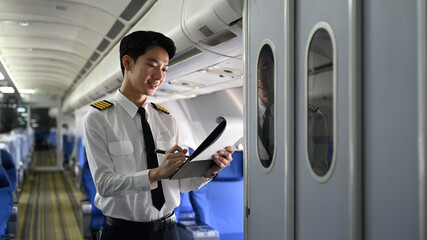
18, 22, 30, 27
0, 87, 15, 93
5, 21, 31, 27
19, 89, 35, 94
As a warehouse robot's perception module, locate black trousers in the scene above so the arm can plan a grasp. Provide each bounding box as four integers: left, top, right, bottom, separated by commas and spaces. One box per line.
100, 222, 180, 240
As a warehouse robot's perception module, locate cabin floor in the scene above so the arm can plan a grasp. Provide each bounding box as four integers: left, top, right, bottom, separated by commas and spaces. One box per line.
17, 149, 84, 240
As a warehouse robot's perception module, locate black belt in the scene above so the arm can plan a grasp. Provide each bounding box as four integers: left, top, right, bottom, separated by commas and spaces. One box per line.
104, 212, 176, 232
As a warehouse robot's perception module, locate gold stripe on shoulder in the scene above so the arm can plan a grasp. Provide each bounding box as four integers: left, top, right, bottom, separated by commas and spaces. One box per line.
91, 100, 113, 111
151, 103, 170, 114
308, 103, 319, 112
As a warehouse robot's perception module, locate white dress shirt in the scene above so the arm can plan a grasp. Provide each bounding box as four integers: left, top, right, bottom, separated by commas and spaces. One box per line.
84, 90, 209, 222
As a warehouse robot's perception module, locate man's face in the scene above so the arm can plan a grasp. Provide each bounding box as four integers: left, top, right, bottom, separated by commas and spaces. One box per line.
257, 50, 274, 105
125, 46, 169, 97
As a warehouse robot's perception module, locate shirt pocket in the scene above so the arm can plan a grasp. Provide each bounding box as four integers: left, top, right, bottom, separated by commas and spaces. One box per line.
155, 140, 175, 164
108, 141, 135, 174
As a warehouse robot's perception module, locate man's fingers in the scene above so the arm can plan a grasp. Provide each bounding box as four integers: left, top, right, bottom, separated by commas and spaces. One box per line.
225, 146, 235, 154
167, 144, 183, 154
213, 154, 231, 168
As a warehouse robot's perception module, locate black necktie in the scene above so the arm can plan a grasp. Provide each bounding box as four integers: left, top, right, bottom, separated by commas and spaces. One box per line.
261, 107, 272, 158
138, 107, 165, 211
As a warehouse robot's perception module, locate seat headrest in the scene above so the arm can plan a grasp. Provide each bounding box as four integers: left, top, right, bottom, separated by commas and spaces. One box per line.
0, 166, 11, 188
0, 149, 15, 170
214, 150, 243, 181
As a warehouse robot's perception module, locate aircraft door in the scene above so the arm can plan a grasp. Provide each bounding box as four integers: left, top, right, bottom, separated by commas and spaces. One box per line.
294, 1, 357, 239
245, 0, 287, 239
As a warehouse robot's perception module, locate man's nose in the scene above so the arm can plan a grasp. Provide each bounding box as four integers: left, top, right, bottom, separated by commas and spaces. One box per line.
153, 67, 164, 80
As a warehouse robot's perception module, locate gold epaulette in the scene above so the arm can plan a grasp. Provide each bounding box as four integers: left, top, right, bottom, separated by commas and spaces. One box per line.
308, 103, 319, 112
90, 100, 113, 111
151, 103, 170, 114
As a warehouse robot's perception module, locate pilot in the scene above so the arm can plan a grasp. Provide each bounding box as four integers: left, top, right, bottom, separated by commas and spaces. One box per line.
307, 104, 329, 176
83, 31, 234, 240
257, 44, 274, 168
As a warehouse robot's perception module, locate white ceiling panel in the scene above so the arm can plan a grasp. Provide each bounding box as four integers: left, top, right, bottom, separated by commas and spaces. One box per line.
0, 0, 244, 110
6, 57, 83, 75
1, 49, 86, 65
0, 0, 155, 97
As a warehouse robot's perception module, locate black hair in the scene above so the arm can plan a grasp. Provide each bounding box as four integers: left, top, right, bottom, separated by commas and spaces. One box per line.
119, 31, 176, 76
259, 44, 274, 62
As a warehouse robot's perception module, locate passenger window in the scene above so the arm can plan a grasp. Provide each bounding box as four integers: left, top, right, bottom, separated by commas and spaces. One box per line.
306, 24, 336, 180
257, 43, 275, 170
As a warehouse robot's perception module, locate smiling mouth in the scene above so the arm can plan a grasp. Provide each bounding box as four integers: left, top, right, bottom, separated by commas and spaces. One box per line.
148, 81, 161, 89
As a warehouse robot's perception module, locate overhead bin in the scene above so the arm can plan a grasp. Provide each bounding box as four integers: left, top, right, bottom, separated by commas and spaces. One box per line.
181, 0, 242, 49
62, 0, 243, 113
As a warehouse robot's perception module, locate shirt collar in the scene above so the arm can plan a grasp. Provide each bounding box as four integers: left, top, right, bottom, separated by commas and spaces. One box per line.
114, 90, 150, 118
258, 99, 274, 117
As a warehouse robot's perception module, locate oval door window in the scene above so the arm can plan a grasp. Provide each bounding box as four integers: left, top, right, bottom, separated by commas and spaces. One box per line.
257, 43, 275, 170
306, 23, 336, 180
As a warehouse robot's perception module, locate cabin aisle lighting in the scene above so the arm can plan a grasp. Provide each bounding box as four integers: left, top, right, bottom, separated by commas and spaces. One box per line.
19, 89, 35, 94
0, 87, 15, 93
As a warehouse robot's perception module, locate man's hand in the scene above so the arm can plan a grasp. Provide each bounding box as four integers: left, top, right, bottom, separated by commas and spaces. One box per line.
149, 144, 187, 183
206, 146, 235, 177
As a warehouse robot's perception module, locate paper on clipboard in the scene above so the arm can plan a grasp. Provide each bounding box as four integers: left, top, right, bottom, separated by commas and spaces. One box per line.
168, 116, 243, 180
191, 116, 243, 161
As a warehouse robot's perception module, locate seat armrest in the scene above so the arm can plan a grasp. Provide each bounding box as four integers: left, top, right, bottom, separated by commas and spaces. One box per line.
6, 202, 18, 238
178, 220, 219, 240
81, 200, 92, 240
1, 234, 16, 239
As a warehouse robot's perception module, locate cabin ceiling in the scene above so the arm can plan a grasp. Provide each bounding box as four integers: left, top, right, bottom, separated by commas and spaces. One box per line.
0, 0, 155, 98
0, 0, 244, 111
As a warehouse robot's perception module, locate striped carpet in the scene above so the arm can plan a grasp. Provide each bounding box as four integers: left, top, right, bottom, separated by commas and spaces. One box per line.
17, 150, 85, 240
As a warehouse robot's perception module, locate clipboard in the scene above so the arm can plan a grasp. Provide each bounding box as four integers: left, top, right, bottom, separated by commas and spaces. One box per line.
169, 117, 227, 180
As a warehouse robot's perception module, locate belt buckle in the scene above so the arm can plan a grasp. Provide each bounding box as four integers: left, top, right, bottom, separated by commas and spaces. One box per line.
147, 212, 175, 232
158, 219, 166, 230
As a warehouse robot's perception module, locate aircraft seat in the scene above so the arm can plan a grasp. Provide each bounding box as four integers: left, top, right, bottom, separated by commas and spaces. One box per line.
0, 149, 17, 191
0, 166, 13, 239
62, 134, 75, 165
35, 132, 49, 150
48, 128, 57, 149
73, 137, 85, 188
186, 150, 244, 240
1, 149, 19, 238
0, 138, 23, 194
175, 192, 195, 222
81, 159, 104, 239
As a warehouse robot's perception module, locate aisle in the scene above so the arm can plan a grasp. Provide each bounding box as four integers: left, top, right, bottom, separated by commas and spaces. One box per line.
17, 150, 84, 240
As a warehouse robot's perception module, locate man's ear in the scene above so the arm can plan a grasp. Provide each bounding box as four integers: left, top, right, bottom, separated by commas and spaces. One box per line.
122, 55, 133, 71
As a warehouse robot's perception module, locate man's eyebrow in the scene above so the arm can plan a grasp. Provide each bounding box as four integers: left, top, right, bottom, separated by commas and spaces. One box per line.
146, 57, 169, 66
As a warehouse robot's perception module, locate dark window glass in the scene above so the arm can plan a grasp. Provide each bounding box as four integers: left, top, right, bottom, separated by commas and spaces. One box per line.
307, 28, 334, 177
257, 44, 275, 169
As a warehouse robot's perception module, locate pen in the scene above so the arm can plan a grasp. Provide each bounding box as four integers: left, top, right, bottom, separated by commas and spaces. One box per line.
155, 149, 190, 158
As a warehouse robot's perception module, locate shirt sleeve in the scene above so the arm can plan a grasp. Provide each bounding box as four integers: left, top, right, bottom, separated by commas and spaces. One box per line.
83, 110, 152, 197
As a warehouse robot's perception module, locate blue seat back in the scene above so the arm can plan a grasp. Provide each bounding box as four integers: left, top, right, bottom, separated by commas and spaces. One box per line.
175, 192, 195, 222
0, 166, 13, 236
49, 129, 57, 148
190, 150, 244, 240
63, 135, 75, 163
0, 149, 17, 190
77, 138, 86, 168
81, 157, 104, 230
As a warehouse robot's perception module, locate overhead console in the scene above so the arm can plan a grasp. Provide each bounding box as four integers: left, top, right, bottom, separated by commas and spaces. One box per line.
63, 0, 243, 112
